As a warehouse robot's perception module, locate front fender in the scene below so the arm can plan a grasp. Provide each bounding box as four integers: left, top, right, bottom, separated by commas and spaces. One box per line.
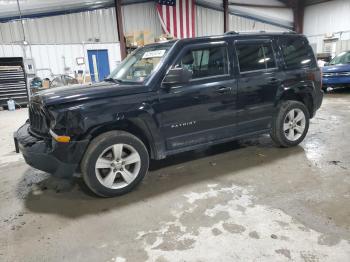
76, 98, 166, 160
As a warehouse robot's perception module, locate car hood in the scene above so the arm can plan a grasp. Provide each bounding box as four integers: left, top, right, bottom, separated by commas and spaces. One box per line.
31, 81, 149, 106
322, 63, 350, 73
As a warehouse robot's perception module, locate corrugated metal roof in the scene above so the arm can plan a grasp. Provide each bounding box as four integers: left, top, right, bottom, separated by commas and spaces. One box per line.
0, 0, 151, 21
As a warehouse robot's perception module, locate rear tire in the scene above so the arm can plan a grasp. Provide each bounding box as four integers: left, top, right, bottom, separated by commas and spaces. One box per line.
270, 100, 310, 147
81, 131, 149, 197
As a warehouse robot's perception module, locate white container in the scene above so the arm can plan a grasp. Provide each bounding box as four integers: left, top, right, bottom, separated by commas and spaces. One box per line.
7, 99, 15, 111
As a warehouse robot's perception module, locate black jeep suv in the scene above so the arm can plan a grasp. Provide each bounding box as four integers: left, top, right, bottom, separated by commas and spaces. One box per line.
15, 32, 323, 197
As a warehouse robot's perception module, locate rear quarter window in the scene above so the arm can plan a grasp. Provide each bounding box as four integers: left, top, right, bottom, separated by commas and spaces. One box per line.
280, 37, 316, 69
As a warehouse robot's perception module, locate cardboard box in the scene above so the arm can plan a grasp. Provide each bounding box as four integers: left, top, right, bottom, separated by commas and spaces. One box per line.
42, 79, 50, 88
125, 33, 135, 47
133, 31, 144, 46
84, 75, 92, 84
125, 30, 155, 47
143, 31, 154, 45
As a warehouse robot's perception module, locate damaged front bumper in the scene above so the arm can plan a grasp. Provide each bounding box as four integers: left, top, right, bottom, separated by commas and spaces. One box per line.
14, 123, 89, 178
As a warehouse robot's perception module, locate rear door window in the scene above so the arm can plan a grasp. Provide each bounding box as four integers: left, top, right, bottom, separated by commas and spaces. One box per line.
262, 44, 276, 69
236, 42, 276, 73
280, 37, 315, 69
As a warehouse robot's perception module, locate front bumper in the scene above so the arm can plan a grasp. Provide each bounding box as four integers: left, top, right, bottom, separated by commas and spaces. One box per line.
323, 76, 350, 86
14, 123, 89, 178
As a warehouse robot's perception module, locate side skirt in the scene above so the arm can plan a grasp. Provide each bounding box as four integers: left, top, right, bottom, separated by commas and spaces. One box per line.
165, 129, 270, 157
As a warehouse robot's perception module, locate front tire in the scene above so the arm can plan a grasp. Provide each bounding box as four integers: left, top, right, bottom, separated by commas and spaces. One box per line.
270, 100, 310, 147
81, 131, 149, 197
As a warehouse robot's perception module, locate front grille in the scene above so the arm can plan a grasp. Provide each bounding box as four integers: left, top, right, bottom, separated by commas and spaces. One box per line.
29, 102, 50, 135
323, 71, 350, 77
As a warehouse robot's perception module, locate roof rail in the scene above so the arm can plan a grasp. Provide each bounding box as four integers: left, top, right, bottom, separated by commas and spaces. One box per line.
224, 30, 297, 35
224, 31, 239, 35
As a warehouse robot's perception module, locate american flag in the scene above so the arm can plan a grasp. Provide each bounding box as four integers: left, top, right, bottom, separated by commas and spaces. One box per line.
156, 0, 196, 39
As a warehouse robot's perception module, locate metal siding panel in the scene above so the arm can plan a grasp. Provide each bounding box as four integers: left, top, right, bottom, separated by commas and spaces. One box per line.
229, 13, 286, 32
122, 2, 162, 37
0, 42, 120, 78
196, 5, 223, 37
0, 7, 121, 44
304, 0, 350, 36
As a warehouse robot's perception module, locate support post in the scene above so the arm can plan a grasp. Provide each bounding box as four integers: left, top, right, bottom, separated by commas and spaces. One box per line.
223, 0, 229, 33
115, 0, 126, 60
292, 0, 304, 33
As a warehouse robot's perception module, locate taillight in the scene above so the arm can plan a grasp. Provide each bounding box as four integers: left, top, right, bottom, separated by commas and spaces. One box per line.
320, 70, 323, 88
307, 72, 315, 81
307, 71, 322, 89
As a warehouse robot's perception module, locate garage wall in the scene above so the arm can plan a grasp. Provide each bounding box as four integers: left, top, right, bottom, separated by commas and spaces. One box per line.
0, 2, 293, 43
0, 43, 121, 79
196, 6, 224, 36
0, 2, 158, 78
0, 8, 119, 44
196, 5, 289, 37
304, 0, 350, 54
0, 1, 292, 77
229, 14, 288, 32
122, 2, 162, 37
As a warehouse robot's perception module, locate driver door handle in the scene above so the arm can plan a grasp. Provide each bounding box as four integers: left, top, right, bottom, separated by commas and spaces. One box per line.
269, 78, 279, 84
216, 86, 232, 94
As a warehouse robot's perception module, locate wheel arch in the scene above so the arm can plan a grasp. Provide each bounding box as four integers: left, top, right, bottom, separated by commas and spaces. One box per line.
278, 88, 314, 118
84, 119, 159, 160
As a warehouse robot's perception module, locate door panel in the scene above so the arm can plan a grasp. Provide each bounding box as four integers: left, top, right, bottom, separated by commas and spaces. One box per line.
159, 79, 237, 150
87, 50, 110, 82
157, 43, 238, 151
235, 40, 281, 133
237, 71, 281, 133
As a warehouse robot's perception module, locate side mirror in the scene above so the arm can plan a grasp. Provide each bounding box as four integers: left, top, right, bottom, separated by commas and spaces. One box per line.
162, 67, 192, 87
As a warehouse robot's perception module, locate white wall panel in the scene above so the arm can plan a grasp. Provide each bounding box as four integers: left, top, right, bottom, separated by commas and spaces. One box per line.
231, 5, 293, 24
0, 43, 121, 78
304, 0, 350, 54
122, 2, 162, 36
196, 6, 224, 36
0, 3, 162, 44
196, 5, 287, 37
229, 14, 286, 32
0, 8, 119, 44
304, 0, 350, 36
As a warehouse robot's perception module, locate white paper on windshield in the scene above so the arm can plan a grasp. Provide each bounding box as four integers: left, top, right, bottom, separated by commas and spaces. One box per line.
142, 50, 166, 59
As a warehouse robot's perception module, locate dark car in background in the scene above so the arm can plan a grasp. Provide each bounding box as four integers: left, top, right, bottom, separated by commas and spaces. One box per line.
15, 32, 323, 197
322, 50, 350, 92
50, 75, 79, 88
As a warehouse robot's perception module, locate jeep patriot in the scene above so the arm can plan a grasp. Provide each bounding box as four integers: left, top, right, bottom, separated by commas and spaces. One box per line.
15, 32, 323, 197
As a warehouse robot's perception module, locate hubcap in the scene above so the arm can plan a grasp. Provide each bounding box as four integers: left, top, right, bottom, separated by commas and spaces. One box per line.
283, 108, 306, 142
95, 143, 141, 189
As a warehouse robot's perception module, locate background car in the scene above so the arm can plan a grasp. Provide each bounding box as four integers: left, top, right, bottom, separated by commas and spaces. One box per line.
322, 50, 350, 92
50, 75, 79, 88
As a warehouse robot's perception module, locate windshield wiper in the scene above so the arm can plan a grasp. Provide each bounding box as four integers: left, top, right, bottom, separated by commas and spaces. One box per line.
104, 77, 123, 83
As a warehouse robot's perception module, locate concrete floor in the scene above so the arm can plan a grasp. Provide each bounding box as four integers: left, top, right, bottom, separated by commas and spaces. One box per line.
1, 91, 350, 262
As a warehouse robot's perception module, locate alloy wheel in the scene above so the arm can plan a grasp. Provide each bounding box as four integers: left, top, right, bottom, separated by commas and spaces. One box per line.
95, 143, 141, 189
283, 108, 306, 141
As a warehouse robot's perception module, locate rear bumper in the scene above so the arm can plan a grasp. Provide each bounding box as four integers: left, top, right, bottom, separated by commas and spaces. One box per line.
14, 123, 89, 178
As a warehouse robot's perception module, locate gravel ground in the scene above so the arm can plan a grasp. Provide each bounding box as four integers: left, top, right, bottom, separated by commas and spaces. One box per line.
0, 91, 349, 262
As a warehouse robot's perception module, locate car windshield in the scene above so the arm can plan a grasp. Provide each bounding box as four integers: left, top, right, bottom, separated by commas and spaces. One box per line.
329, 51, 350, 65
108, 44, 172, 83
